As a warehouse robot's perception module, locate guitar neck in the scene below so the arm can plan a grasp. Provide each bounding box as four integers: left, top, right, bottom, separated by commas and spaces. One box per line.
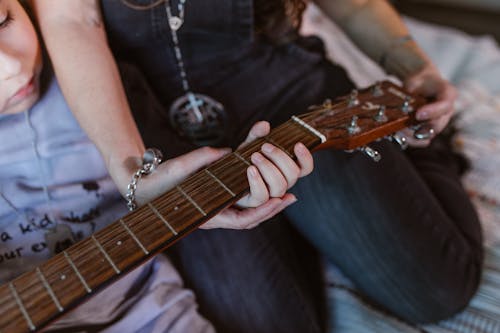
0, 80, 425, 333
0, 120, 321, 333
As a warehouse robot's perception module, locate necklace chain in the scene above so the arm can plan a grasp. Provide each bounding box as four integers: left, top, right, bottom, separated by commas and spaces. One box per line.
164, 0, 228, 146
165, 0, 190, 92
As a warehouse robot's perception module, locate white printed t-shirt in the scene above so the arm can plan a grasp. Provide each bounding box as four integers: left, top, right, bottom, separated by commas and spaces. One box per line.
0, 77, 214, 333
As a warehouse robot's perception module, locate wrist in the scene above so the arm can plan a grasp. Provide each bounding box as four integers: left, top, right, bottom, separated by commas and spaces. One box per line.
379, 37, 429, 80
125, 148, 163, 211
106, 150, 144, 197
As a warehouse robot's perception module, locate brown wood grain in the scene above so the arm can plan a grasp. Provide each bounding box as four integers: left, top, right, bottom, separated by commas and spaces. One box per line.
0, 80, 428, 333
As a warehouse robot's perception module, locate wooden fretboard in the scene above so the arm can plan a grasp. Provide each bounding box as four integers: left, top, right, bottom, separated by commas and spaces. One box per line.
0, 119, 321, 333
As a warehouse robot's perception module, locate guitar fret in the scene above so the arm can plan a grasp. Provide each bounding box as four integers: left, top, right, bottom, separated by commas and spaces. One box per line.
8, 283, 35, 331
147, 203, 178, 235
120, 219, 149, 254
0, 80, 428, 333
268, 127, 317, 154
35, 268, 63, 312
63, 251, 91, 293
233, 152, 251, 166
207, 154, 249, 196
264, 137, 294, 158
91, 236, 121, 274
291, 115, 326, 143
205, 169, 236, 197
176, 186, 207, 216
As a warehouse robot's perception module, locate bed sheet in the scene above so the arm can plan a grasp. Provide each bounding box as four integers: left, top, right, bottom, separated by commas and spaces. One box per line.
302, 6, 500, 332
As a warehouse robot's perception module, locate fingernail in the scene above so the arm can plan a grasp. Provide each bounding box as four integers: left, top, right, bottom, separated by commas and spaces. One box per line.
261, 143, 274, 153
286, 197, 298, 207
416, 111, 428, 120
295, 142, 306, 152
251, 152, 264, 163
248, 166, 258, 177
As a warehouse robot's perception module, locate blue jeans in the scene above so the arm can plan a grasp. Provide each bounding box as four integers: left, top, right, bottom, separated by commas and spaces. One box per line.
286, 139, 483, 324
170, 219, 326, 333
122, 62, 327, 333
111, 0, 483, 329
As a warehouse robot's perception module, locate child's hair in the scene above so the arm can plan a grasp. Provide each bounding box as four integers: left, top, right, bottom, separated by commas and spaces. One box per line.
254, 0, 307, 39
18, 0, 35, 21
18, 0, 51, 94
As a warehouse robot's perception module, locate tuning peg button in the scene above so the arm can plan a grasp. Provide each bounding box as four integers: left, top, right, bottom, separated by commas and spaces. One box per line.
359, 146, 381, 162
390, 133, 409, 150
371, 82, 383, 97
413, 123, 434, 140
374, 105, 387, 122
401, 96, 413, 113
322, 98, 332, 107
347, 116, 360, 134
348, 90, 360, 107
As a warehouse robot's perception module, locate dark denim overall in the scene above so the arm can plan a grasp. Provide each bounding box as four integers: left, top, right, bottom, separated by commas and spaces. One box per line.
101, 1, 483, 330
101, 0, 353, 153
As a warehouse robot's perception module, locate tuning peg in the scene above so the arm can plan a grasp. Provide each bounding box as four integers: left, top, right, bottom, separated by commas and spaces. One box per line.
308, 98, 334, 110
412, 123, 434, 140
359, 146, 381, 162
348, 89, 359, 107
371, 82, 383, 97
389, 133, 409, 150
347, 116, 360, 134
344, 146, 381, 162
374, 105, 387, 122
401, 96, 413, 113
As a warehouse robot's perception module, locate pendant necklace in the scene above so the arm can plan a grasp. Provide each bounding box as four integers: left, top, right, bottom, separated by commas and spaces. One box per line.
165, 0, 228, 146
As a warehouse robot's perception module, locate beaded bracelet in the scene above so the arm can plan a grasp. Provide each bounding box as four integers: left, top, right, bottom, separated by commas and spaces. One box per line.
125, 148, 163, 211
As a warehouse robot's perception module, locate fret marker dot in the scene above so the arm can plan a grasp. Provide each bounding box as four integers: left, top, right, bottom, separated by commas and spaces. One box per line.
60, 274, 66, 280
174, 206, 179, 211
117, 240, 122, 246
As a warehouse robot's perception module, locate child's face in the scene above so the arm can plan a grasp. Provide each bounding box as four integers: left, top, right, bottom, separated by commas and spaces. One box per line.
0, 0, 42, 115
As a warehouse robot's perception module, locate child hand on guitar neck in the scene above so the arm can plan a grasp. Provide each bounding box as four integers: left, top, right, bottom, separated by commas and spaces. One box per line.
131, 120, 314, 230
0, 2, 319, 332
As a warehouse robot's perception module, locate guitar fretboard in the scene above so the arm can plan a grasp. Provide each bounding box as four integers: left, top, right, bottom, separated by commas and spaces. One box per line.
0, 119, 321, 333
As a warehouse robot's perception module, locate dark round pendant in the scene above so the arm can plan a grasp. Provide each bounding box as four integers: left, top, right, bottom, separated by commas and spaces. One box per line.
169, 92, 228, 146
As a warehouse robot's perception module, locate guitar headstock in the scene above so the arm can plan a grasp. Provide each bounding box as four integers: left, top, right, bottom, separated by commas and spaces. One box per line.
296, 80, 429, 152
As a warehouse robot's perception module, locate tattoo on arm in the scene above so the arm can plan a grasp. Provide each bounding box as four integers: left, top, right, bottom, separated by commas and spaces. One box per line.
82, 0, 103, 28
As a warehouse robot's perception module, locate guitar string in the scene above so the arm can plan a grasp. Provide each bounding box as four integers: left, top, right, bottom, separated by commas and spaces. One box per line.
0, 124, 312, 320
22, 103, 393, 279
3, 90, 416, 317
67, 123, 308, 269
10, 108, 385, 280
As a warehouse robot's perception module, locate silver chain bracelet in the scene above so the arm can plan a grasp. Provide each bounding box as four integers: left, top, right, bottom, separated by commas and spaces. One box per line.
125, 148, 163, 211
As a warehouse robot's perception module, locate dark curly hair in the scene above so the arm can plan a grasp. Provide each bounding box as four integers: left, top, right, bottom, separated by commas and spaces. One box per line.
254, 0, 307, 38
120, 0, 307, 39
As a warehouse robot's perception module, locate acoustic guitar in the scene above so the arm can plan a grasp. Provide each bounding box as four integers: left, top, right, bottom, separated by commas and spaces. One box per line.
0, 80, 428, 332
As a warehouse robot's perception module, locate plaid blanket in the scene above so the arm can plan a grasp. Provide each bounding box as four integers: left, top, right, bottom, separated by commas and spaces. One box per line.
302, 6, 500, 332
325, 246, 500, 333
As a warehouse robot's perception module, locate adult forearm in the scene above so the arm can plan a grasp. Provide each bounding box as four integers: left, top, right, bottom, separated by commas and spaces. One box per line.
32, 2, 145, 193
38, 23, 144, 159
313, 0, 430, 80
